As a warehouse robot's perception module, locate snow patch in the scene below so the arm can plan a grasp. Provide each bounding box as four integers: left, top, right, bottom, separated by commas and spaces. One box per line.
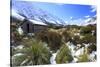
50, 53, 57, 64
89, 51, 96, 61
13, 53, 24, 57
29, 19, 47, 26
14, 45, 24, 50
74, 47, 84, 56
18, 27, 23, 35
72, 57, 78, 63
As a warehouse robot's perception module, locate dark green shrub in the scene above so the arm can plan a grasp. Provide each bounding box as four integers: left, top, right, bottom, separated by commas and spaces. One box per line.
81, 34, 96, 44
71, 35, 81, 46
87, 44, 96, 53
80, 26, 92, 35
56, 44, 73, 64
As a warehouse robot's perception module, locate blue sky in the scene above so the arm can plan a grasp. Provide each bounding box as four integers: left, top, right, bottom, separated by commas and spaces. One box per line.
12, 0, 96, 25
31, 2, 96, 20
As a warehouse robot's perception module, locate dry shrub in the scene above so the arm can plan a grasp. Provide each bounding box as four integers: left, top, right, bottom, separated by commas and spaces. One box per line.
62, 29, 72, 42
35, 29, 63, 52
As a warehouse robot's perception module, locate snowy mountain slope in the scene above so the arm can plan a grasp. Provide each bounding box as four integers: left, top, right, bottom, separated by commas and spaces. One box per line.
11, 0, 65, 26
84, 16, 96, 25
64, 16, 96, 26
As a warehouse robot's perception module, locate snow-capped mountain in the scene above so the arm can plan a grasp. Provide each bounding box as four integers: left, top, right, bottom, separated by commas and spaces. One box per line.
11, 0, 96, 27
11, 0, 65, 26
84, 16, 96, 26
63, 15, 96, 26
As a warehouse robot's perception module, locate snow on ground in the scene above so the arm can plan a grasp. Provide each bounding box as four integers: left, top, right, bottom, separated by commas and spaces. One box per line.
18, 27, 23, 35
66, 42, 96, 63
20, 59, 29, 65
50, 53, 57, 64
66, 42, 82, 62
89, 51, 96, 61
14, 45, 24, 50
72, 57, 78, 63
12, 45, 24, 57
13, 53, 24, 57
66, 42, 76, 56
74, 47, 84, 56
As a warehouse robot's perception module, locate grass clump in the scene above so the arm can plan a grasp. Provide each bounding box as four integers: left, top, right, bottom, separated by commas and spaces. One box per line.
56, 44, 73, 64
12, 39, 51, 66
78, 53, 89, 62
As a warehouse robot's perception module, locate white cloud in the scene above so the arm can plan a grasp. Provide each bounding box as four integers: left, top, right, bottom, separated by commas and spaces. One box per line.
85, 15, 90, 18
70, 17, 73, 20
90, 5, 97, 12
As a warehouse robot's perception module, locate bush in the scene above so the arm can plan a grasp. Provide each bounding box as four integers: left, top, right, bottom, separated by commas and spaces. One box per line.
35, 29, 63, 52
35, 29, 48, 42
62, 30, 71, 42
78, 53, 89, 62
12, 39, 51, 66
11, 25, 17, 32
11, 31, 23, 46
56, 44, 73, 64
47, 30, 63, 52
87, 44, 96, 53
71, 35, 82, 46
80, 26, 92, 35
81, 34, 96, 44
